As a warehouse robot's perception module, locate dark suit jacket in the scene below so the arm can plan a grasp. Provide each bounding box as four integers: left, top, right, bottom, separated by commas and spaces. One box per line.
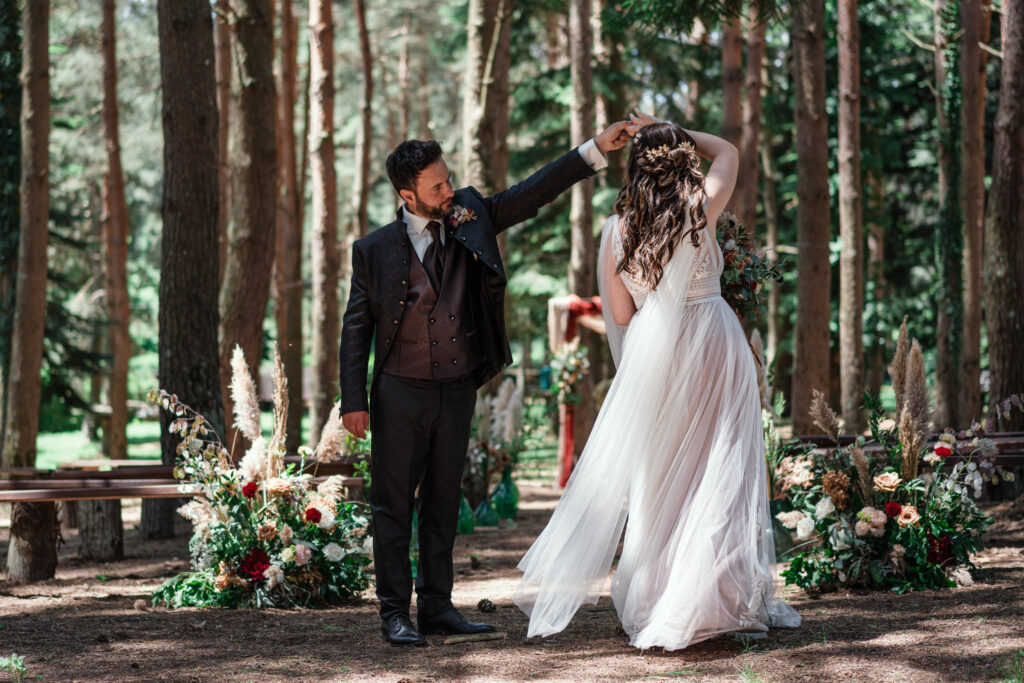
339, 147, 596, 414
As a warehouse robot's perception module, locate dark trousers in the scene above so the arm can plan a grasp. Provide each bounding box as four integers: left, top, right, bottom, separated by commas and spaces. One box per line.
369, 372, 477, 621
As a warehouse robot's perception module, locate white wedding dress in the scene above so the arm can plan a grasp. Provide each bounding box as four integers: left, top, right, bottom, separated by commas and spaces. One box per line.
514, 208, 801, 650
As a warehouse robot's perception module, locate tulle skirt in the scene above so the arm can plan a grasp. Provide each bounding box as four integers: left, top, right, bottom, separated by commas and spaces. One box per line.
515, 293, 801, 650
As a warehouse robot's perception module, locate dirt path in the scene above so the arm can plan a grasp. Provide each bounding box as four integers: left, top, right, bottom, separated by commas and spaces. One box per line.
2, 487, 1023, 682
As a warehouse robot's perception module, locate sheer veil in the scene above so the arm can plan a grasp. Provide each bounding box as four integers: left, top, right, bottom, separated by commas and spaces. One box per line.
514, 213, 701, 636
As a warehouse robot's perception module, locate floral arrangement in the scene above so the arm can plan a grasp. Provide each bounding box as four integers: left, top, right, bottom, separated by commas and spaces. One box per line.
446, 204, 477, 229
462, 378, 526, 528
149, 346, 372, 609
772, 320, 1018, 594
549, 343, 591, 406
716, 212, 785, 322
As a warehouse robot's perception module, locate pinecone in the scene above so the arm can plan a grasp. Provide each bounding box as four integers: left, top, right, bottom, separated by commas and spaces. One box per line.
477, 598, 496, 613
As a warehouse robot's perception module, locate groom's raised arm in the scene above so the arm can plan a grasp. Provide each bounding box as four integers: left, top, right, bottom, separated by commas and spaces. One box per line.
480, 121, 631, 234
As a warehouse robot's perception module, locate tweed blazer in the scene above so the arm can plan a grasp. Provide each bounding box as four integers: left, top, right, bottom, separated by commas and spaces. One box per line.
339, 147, 596, 414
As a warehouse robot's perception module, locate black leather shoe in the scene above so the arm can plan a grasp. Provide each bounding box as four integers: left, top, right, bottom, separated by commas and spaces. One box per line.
418, 607, 495, 635
381, 614, 427, 647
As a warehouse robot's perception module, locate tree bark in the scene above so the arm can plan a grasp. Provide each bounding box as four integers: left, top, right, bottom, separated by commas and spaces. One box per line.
462, 0, 513, 196
5, 0, 56, 582
760, 123, 780, 368
398, 13, 412, 142
348, 0, 373, 247
866, 168, 887, 396
274, 0, 303, 452
722, 16, 743, 215
933, 0, 963, 429
838, 0, 864, 433
308, 0, 338, 443
0, 0, 21, 458
738, 14, 766, 232
959, 0, 987, 425
149, 0, 224, 539
219, 0, 277, 455
568, 0, 597, 461
214, 0, 231, 291
101, 0, 132, 461
78, 499, 124, 561
983, 0, 1024, 430
790, 0, 832, 434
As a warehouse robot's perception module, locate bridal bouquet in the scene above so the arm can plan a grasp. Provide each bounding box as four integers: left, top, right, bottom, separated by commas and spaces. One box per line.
773, 321, 1020, 594
716, 212, 784, 322
148, 346, 371, 609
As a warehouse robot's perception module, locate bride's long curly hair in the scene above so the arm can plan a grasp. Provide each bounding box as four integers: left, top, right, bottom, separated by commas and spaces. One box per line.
613, 122, 708, 289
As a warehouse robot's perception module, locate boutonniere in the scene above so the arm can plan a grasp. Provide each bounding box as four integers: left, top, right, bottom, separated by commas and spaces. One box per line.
447, 205, 477, 229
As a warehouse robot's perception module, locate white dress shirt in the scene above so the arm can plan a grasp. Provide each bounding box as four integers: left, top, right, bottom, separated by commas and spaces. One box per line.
402, 139, 608, 262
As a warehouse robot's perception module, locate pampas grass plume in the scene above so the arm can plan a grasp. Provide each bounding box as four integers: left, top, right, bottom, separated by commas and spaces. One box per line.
750, 329, 771, 413
899, 406, 922, 481
850, 445, 872, 502
810, 388, 843, 444
266, 345, 288, 478
230, 345, 262, 443
904, 339, 931, 437
314, 402, 345, 463
888, 316, 910, 412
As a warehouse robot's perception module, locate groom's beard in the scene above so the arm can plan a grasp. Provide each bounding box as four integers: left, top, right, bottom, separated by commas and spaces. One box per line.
408, 195, 453, 221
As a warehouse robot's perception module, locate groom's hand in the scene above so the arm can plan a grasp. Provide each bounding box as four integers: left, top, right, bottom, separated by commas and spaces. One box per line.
594, 120, 633, 155
342, 410, 369, 439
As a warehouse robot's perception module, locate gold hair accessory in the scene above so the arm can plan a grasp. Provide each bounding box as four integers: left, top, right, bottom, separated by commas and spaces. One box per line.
679, 140, 695, 155
644, 144, 671, 162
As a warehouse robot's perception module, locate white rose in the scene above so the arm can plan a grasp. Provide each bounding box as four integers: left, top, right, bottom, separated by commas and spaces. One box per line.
796, 517, 815, 540
323, 542, 346, 563
316, 509, 337, 530
814, 496, 835, 521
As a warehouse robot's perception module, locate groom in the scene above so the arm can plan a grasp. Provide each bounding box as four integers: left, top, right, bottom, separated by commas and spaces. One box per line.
340, 122, 631, 646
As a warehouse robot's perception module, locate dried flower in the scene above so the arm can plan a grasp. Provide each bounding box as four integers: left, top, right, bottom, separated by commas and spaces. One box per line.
239, 437, 268, 483
810, 389, 843, 444
279, 523, 293, 546
774, 455, 815, 497
229, 345, 262, 443
850, 446, 873, 502
267, 345, 289, 477
295, 545, 312, 566
314, 402, 346, 463
264, 565, 285, 590
888, 316, 910, 409
904, 340, 931, 437
822, 470, 852, 509
776, 510, 806, 529
899, 407, 923, 481
874, 471, 901, 493
317, 475, 348, 505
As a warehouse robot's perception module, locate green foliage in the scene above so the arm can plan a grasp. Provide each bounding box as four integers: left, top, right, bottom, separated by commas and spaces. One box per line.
1000, 649, 1024, 683
0, 653, 27, 683
603, 0, 780, 34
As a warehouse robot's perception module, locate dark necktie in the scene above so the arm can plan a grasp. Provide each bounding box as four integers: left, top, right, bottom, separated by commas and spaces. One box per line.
422, 220, 445, 293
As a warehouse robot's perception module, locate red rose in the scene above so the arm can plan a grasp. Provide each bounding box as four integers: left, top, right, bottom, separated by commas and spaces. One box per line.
242, 481, 258, 499
926, 532, 954, 566
239, 548, 271, 581
934, 444, 953, 457
884, 502, 902, 518
304, 507, 322, 524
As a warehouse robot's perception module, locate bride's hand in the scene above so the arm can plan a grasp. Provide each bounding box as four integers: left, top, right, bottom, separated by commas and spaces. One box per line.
628, 108, 661, 134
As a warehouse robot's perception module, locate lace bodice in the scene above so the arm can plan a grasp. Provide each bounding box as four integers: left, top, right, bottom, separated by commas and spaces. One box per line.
611, 221, 723, 310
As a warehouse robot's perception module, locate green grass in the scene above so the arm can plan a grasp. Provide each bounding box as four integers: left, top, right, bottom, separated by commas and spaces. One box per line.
1000, 649, 1024, 683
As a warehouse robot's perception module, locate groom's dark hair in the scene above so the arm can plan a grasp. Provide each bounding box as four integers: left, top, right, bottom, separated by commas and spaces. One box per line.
386, 140, 444, 193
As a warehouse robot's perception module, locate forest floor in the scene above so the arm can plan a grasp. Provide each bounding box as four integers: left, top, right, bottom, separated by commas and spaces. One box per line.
1, 488, 1023, 683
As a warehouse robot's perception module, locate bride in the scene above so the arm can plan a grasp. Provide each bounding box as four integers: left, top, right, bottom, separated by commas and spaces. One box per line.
514, 110, 801, 650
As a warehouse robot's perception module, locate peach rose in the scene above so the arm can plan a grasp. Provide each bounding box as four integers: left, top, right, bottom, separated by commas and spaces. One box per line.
873, 472, 901, 493
265, 477, 293, 496
897, 504, 920, 528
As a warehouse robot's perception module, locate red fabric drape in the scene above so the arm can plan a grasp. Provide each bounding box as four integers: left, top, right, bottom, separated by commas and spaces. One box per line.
558, 295, 602, 487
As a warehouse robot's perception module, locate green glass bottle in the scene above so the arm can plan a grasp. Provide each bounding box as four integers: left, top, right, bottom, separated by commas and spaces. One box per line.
457, 492, 475, 534
474, 498, 500, 527
490, 468, 520, 519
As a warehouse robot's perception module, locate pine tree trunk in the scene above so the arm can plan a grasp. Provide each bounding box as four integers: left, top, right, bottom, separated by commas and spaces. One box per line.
959, 0, 987, 425
274, 0, 303, 452
934, 0, 964, 429
219, 0, 277, 454
309, 0, 338, 443
214, 0, 231, 292
148, 0, 224, 539
722, 17, 743, 214
738, 14, 765, 232
597, 0, 627, 192
569, 0, 597, 462
790, 0, 832, 434
4, 0, 57, 584
101, 0, 131, 462
78, 499, 124, 561
346, 0, 373, 286
398, 14, 411, 141
838, 0, 864, 433
0, 0, 21, 459
984, 0, 1024, 430
866, 169, 887, 396
760, 124, 780, 368
462, 0, 513, 195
